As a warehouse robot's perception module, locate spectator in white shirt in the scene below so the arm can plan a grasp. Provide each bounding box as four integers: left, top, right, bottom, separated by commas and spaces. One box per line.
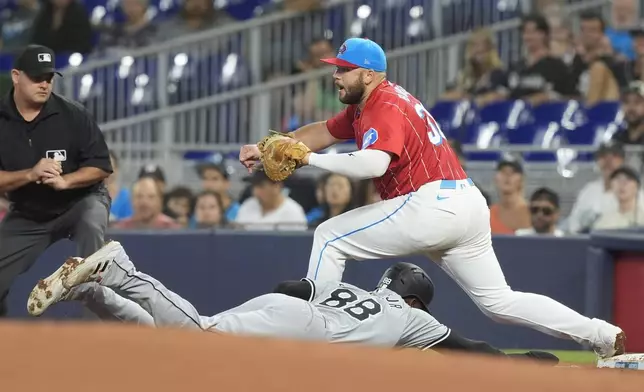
235, 171, 308, 231
516, 187, 565, 237
593, 166, 644, 230
566, 142, 625, 233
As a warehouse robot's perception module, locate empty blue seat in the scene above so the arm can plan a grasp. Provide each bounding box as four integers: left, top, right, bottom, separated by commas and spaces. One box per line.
507, 100, 584, 145
429, 100, 473, 140
567, 101, 621, 145
0, 53, 13, 72
440, 0, 522, 36
225, 0, 271, 20
586, 101, 621, 124
467, 100, 531, 144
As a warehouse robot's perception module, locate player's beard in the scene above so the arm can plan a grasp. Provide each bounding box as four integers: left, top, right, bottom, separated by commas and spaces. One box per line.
338, 75, 365, 105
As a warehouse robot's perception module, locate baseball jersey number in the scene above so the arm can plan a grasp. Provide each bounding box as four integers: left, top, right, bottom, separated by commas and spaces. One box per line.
393, 85, 446, 146
320, 288, 382, 322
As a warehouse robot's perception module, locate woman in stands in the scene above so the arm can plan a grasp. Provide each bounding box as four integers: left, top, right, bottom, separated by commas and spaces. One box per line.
307, 173, 357, 229
441, 28, 508, 107
489, 157, 531, 235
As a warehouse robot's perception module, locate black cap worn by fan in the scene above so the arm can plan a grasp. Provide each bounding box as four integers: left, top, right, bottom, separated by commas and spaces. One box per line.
13, 45, 62, 78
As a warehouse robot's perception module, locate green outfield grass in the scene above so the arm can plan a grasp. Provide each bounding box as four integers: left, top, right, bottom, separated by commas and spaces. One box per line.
504, 350, 597, 364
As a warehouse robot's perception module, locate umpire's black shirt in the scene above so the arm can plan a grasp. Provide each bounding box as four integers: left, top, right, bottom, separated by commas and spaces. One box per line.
0, 89, 112, 221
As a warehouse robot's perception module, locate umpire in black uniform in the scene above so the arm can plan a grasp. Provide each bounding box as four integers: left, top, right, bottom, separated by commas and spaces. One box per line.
0, 45, 112, 316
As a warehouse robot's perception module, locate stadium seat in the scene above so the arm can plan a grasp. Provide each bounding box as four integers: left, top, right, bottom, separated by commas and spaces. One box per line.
507, 100, 584, 144
461, 100, 531, 162
225, 0, 272, 20
440, 0, 522, 36
567, 101, 622, 145
0, 53, 13, 73
466, 100, 531, 144
429, 100, 474, 140
168, 51, 251, 105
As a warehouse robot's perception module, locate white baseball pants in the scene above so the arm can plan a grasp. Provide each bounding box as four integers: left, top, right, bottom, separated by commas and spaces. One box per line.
306, 179, 621, 349
75, 247, 328, 341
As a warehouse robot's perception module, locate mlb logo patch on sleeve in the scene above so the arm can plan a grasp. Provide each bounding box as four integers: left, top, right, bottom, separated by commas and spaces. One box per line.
46, 150, 67, 162
361, 128, 378, 150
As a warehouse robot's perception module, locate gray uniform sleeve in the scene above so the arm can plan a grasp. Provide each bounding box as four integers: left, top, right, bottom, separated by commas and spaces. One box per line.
397, 308, 451, 350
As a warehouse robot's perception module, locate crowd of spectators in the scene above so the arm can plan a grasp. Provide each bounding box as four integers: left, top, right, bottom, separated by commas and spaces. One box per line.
0, 0, 323, 56
1, 0, 643, 236
1, 143, 641, 235
76, 150, 380, 232
484, 140, 644, 236
439, 0, 644, 109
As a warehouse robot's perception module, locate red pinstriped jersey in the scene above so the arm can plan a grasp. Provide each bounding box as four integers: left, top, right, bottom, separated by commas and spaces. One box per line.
326, 80, 467, 200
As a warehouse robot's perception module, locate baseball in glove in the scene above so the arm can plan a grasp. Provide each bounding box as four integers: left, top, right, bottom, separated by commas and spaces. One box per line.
257, 131, 311, 181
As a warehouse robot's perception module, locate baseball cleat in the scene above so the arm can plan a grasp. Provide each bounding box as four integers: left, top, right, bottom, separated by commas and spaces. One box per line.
62, 241, 122, 290
27, 257, 83, 316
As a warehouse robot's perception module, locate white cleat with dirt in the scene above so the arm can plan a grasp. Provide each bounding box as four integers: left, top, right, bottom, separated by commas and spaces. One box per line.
62, 241, 123, 290
27, 257, 83, 316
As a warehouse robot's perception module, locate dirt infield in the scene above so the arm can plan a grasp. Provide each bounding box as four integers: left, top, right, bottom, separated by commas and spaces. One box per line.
1, 321, 642, 392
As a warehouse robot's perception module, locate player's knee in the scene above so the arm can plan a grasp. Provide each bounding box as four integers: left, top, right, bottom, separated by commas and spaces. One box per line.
313, 220, 334, 242
472, 289, 515, 321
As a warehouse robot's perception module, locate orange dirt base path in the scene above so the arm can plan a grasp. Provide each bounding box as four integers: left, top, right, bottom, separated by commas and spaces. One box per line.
1, 321, 642, 391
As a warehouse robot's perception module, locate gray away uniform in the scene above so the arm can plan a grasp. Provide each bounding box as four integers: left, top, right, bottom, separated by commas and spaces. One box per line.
71, 253, 450, 349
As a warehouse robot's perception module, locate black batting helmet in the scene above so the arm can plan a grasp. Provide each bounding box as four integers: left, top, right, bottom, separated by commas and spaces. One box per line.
376, 262, 435, 311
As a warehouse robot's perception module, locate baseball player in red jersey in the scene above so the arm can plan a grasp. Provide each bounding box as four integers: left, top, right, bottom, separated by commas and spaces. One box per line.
239, 37, 625, 358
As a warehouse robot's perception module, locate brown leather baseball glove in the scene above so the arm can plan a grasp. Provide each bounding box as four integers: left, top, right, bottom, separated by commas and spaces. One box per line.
257, 131, 311, 181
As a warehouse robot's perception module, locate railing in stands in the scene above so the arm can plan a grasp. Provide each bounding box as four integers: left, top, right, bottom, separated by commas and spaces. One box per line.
98, 0, 611, 186
52, 0, 539, 125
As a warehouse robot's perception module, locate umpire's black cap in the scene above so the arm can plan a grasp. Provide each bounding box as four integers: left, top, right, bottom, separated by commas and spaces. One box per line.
376, 262, 435, 312
13, 45, 62, 78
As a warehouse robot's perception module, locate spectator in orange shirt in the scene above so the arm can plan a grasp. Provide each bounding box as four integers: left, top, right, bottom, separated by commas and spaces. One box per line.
112, 177, 180, 230
489, 157, 531, 234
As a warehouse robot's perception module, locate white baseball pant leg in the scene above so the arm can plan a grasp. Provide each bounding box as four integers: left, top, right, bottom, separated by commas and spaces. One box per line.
68, 282, 154, 325
307, 179, 620, 348
307, 179, 475, 282
99, 248, 206, 330
99, 244, 328, 340
204, 293, 329, 341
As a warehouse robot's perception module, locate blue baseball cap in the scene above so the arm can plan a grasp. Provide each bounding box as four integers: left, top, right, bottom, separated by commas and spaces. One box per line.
321, 38, 387, 72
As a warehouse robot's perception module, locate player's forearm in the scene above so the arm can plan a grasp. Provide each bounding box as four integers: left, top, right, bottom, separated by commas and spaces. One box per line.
432, 330, 505, 356
63, 167, 110, 189
289, 122, 341, 152
0, 169, 36, 193
308, 149, 391, 180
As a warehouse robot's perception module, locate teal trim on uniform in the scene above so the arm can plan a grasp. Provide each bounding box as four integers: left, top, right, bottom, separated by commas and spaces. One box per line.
313, 193, 413, 279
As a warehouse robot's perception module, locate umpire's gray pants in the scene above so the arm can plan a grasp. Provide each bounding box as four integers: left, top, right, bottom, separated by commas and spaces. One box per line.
0, 192, 110, 316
